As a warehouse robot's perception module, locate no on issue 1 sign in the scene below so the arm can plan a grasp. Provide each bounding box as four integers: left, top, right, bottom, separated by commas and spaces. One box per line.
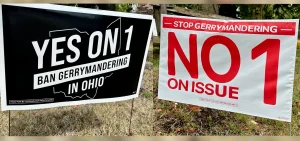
158, 14, 299, 122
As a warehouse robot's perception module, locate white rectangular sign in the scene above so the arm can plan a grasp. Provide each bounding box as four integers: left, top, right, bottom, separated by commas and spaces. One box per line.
158, 14, 299, 122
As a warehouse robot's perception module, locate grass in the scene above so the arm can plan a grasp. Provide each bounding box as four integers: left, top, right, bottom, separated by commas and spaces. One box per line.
7, 96, 153, 136
153, 43, 300, 136
0, 111, 8, 136
0, 43, 154, 136
1, 38, 300, 136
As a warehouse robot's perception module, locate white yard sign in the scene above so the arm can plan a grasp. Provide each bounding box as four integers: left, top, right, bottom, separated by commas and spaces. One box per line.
158, 14, 299, 122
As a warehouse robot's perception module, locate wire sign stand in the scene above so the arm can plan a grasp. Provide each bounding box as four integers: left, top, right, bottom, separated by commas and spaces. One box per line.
128, 98, 135, 136
8, 110, 10, 136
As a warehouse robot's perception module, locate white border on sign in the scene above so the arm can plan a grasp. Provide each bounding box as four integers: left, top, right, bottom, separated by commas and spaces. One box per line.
8, 4, 153, 20
0, 5, 6, 108
0, 4, 154, 111
161, 13, 300, 22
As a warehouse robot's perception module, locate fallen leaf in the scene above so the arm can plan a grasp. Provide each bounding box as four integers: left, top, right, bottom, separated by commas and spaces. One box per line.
189, 127, 195, 132
73, 105, 79, 109
250, 120, 258, 125
157, 109, 162, 112
188, 105, 201, 111
176, 128, 181, 132
296, 102, 300, 107
242, 127, 249, 131
298, 112, 300, 116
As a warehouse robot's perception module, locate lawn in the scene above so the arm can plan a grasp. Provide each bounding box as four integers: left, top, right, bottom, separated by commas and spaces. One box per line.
153, 44, 300, 136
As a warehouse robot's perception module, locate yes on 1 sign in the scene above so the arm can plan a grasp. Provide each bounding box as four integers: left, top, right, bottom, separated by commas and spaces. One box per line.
0, 4, 154, 111
158, 14, 299, 122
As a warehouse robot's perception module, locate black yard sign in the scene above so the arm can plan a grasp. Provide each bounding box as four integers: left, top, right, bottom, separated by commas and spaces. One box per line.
0, 4, 153, 110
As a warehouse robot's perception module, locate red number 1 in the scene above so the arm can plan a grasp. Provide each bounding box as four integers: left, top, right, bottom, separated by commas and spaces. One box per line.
251, 39, 280, 105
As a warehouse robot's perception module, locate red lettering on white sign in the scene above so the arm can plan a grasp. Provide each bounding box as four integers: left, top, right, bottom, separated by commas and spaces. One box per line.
163, 16, 296, 36
168, 32, 279, 105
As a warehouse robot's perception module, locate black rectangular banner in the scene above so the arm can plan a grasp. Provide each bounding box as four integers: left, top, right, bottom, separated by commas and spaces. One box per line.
0, 4, 153, 110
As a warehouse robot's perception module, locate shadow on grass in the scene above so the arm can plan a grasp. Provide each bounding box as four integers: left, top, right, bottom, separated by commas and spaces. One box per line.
10, 107, 101, 136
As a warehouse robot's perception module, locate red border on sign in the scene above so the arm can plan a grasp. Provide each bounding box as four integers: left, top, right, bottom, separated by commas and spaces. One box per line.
162, 16, 297, 36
